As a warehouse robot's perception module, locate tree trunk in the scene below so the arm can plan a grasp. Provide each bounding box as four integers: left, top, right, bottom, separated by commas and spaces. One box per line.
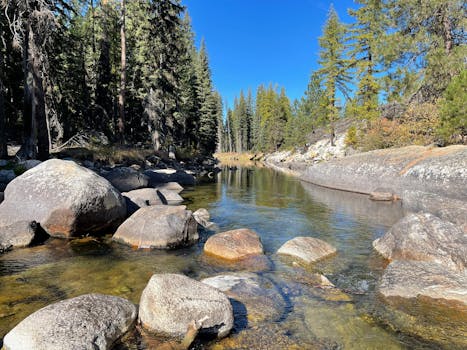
20, 21, 35, 159
118, 0, 126, 144
29, 25, 49, 160
0, 50, 7, 158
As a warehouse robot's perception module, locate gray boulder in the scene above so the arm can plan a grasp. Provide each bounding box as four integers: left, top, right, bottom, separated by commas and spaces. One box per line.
0, 169, 15, 183
403, 190, 467, 232
3, 293, 137, 350
158, 189, 184, 205
113, 205, 198, 249
19, 159, 42, 170
0, 221, 41, 253
154, 181, 184, 194
277, 236, 337, 264
373, 213, 467, 272
202, 273, 286, 324
144, 169, 195, 186
379, 260, 467, 306
0, 159, 126, 238
122, 188, 166, 215
139, 274, 234, 338
103, 167, 149, 192
193, 208, 213, 228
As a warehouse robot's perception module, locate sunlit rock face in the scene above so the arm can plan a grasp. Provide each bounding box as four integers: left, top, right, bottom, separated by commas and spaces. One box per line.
0, 159, 126, 238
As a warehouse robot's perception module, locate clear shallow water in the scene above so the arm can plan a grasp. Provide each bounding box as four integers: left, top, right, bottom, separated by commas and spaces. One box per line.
0, 167, 465, 349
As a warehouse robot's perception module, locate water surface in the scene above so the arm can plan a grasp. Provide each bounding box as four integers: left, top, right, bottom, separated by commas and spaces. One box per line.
0, 167, 465, 349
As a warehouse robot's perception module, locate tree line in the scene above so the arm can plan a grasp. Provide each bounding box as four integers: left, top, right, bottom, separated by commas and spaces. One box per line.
220, 0, 466, 153
0, 0, 221, 160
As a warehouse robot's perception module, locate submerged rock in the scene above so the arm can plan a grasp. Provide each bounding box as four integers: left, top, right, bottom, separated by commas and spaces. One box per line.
0, 159, 126, 238
139, 273, 234, 338
379, 260, 467, 307
373, 213, 467, 272
3, 293, 137, 350
113, 205, 198, 249
204, 229, 264, 261
0, 221, 42, 253
103, 166, 149, 192
277, 236, 336, 264
202, 273, 286, 324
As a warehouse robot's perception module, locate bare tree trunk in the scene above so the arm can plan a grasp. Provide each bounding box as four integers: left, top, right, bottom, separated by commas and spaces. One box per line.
0, 50, 7, 158
29, 25, 49, 160
118, 0, 126, 144
21, 21, 35, 159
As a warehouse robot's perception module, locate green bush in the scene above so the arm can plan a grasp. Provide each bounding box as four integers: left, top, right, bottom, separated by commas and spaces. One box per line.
438, 70, 467, 144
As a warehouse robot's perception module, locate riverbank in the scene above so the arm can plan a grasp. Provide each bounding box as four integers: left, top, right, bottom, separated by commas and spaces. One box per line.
262, 142, 467, 231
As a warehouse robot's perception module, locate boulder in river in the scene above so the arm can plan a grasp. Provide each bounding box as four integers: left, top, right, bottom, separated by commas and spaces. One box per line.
277, 236, 337, 264
103, 166, 149, 192
154, 181, 184, 194
402, 190, 467, 232
113, 205, 198, 249
204, 228, 264, 261
379, 260, 467, 307
0, 159, 126, 238
3, 293, 137, 350
139, 273, 234, 338
0, 221, 43, 253
373, 213, 467, 272
158, 189, 184, 205
193, 208, 215, 229
202, 272, 286, 324
144, 169, 196, 186
122, 188, 166, 215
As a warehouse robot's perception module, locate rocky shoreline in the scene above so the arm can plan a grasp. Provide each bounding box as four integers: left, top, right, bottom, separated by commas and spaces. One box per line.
263, 141, 467, 343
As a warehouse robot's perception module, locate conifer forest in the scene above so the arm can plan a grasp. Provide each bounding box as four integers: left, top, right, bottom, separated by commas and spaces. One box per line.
0, 0, 465, 159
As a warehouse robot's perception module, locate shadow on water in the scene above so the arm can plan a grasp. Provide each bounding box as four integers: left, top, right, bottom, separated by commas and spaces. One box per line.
0, 166, 465, 349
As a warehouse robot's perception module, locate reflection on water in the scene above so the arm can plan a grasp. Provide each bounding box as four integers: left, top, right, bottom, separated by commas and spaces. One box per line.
0, 167, 465, 349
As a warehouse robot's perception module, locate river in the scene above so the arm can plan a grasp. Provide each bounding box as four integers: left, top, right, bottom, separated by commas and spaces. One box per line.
0, 166, 465, 349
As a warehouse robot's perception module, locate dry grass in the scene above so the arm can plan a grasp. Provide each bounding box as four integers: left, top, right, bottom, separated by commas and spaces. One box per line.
214, 152, 264, 167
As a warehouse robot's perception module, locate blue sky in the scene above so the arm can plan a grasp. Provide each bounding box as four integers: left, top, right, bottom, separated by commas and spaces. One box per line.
183, 0, 357, 107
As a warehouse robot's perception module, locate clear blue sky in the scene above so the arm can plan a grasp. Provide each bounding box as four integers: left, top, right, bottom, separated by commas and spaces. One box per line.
183, 0, 357, 107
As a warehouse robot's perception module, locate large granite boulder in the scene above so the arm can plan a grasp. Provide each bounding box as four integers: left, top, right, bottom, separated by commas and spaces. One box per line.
113, 205, 198, 249
0, 159, 126, 238
204, 229, 264, 261
403, 190, 467, 232
3, 293, 137, 350
139, 274, 234, 338
0, 221, 42, 253
379, 260, 467, 307
202, 273, 286, 324
103, 167, 149, 192
277, 236, 337, 264
373, 213, 467, 272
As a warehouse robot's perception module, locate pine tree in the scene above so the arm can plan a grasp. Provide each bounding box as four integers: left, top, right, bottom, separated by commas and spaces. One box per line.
144, 0, 185, 150
383, 0, 466, 102
196, 40, 218, 154
318, 5, 351, 146
348, 0, 386, 121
